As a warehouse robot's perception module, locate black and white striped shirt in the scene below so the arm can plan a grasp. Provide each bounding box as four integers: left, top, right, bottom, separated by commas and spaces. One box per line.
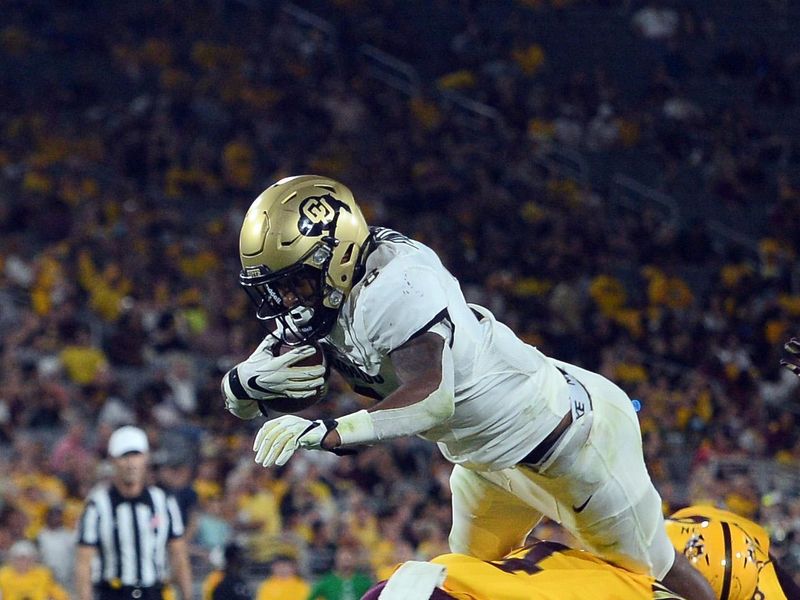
77, 484, 184, 588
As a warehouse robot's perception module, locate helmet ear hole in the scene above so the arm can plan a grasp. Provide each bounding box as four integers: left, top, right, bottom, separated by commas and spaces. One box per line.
340, 243, 355, 266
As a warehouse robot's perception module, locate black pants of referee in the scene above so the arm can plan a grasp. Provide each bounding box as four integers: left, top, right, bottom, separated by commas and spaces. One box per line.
95, 584, 164, 600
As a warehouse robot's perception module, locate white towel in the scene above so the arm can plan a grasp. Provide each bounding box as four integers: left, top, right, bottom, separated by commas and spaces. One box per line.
379, 561, 448, 600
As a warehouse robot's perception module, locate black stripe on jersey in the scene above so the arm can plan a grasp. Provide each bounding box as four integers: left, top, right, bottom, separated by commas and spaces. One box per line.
77, 500, 94, 544
371, 227, 415, 247
99, 534, 107, 585
111, 496, 124, 582
132, 501, 143, 585
398, 309, 454, 349
720, 522, 733, 600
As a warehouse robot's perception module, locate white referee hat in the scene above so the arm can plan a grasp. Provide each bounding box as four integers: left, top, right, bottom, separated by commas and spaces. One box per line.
108, 426, 149, 458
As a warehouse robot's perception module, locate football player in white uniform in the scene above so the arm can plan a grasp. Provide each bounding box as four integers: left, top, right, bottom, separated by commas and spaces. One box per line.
222, 175, 715, 600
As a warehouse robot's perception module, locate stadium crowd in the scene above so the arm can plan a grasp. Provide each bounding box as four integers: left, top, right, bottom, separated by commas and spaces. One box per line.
1, 0, 799, 595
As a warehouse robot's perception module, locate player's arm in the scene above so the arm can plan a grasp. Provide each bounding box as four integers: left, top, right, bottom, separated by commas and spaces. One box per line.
252, 329, 454, 466
169, 537, 193, 600
322, 263, 457, 449
165, 494, 193, 600
75, 545, 96, 600
252, 263, 457, 467
322, 331, 453, 449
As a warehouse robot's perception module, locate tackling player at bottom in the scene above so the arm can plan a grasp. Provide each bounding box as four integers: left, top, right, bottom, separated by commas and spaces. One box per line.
361, 505, 798, 600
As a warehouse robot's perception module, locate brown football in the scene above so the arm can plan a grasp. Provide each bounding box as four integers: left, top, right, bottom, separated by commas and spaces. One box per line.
257, 342, 328, 415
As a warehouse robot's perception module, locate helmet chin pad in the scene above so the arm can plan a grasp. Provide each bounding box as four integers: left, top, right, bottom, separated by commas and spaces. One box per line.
271, 305, 337, 345
288, 305, 314, 329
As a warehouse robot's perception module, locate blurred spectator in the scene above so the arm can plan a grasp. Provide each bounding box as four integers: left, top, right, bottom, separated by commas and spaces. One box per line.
164, 355, 198, 417
201, 549, 225, 600
105, 307, 148, 368
193, 494, 234, 557
58, 323, 108, 388
210, 544, 251, 600
49, 416, 93, 482
6, 437, 67, 539
305, 520, 338, 578
156, 452, 199, 541
255, 555, 310, 600
631, 3, 680, 42
306, 546, 373, 600
231, 466, 282, 562
373, 539, 415, 582
150, 312, 189, 356
36, 506, 76, 589
0, 539, 69, 600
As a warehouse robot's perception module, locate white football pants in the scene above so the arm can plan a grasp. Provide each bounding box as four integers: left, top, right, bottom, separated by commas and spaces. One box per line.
448, 360, 675, 580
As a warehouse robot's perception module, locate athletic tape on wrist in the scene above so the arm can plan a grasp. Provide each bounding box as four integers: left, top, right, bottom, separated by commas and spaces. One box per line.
335, 410, 376, 446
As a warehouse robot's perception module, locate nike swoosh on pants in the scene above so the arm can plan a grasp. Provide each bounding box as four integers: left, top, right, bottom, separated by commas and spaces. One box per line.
572, 495, 593, 513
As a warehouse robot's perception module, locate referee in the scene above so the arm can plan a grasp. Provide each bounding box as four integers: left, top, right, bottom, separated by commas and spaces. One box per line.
76, 426, 193, 600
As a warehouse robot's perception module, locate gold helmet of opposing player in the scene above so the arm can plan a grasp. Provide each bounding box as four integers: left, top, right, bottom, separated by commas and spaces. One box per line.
239, 175, 370, 344
665, 517, 759, 600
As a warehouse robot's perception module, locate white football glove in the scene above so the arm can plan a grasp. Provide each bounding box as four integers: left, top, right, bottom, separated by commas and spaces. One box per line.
253, 415, 336, 467
222, 344, 325, 420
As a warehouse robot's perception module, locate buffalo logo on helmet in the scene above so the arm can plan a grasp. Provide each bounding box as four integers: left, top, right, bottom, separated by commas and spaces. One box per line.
683, 534, 706, 561
297, 194, 352, 237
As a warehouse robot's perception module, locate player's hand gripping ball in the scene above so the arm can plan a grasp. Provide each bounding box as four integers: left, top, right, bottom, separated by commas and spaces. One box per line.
222, 342, 328, 418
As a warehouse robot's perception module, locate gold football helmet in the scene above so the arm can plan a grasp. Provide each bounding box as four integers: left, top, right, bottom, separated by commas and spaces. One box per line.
239, 175, 369, 343
665, 516, 759, 600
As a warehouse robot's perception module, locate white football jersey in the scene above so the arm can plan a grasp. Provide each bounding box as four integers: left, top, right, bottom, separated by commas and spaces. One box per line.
322, 228, 575, 471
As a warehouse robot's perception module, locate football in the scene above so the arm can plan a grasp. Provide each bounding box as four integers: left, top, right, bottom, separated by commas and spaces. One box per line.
257, 342, 328, 415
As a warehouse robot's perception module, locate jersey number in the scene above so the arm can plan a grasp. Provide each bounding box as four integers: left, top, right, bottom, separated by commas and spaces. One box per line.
489, 542, 566, 576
